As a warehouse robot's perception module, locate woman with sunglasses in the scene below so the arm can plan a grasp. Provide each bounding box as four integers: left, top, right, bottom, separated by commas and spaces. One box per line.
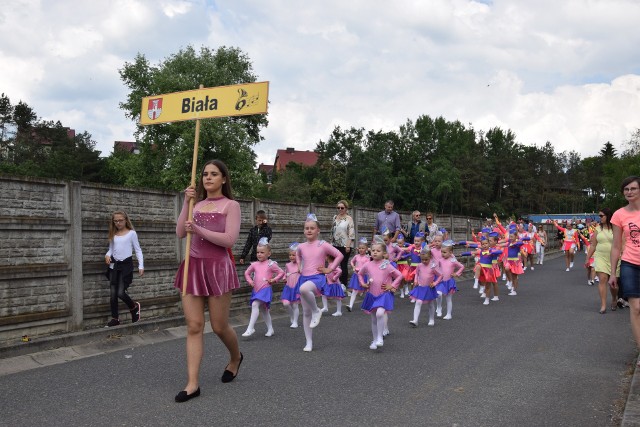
330, 200, 355, 288
586, 208, 619, 313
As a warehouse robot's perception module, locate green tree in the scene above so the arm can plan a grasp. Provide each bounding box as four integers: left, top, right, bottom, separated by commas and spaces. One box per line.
117, 45, 268, 195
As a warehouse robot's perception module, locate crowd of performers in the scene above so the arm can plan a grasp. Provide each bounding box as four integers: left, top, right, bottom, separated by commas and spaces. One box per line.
240, 212, 580, 352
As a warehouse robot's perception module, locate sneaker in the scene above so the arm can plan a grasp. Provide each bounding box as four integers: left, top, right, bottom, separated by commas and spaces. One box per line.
502, 274, 507, 281
530, 267, 534, 271
523, 266, 527, 271
290, 323, 298, 328
427, 320, 435, 326
310, 310, 322, 328
400, 293, 405, 298
436, 309, 442, 317
369, 341, 378, 350
508, 290, 517, 296
375, 339, 384, 348
443, 314, 452, 320
341, 284, 346, 292
265, 329, 274, 337
623, 299, 630, 308
241, 328, 255, 337
409, 320, 418, 327
566, 268, 570, 272
106, 318, 120, 327
480, 293, 486, 298
595, 277, 600, 282
570, 262, 574, 268
383, 329, 390, 337
331, 312, 342, 317
491, 296, 499, 301
473, 282, 478, 289
587, 280, 594, 286
483, 298, 490, 305
130, 302, 141, 323
320, 307, 329, 313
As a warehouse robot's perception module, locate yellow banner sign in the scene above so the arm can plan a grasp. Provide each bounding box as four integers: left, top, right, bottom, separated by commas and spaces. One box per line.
139, 81, 269, 125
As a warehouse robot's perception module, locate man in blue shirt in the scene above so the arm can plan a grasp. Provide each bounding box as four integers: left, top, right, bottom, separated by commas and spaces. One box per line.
374, 200, 401, 242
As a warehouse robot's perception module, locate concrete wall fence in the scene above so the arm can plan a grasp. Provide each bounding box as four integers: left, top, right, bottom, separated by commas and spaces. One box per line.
0, 175, 557, 345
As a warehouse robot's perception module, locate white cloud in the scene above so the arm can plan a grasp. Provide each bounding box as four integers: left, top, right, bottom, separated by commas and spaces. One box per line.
0, 0, 638, 167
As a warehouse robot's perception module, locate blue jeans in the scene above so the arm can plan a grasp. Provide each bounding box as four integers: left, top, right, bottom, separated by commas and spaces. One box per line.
620, 260, 640, 298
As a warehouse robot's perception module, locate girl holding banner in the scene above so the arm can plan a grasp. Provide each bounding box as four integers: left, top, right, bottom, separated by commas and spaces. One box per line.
173, 159, 243, 402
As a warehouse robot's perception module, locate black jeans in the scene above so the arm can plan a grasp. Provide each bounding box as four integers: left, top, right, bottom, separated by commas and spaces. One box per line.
109, 260, 135, 318
334, 246, 351, 286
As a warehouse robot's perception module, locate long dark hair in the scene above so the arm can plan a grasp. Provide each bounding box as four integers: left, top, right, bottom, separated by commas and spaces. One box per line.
599, 207, 613, 231
196, 159, 234, 201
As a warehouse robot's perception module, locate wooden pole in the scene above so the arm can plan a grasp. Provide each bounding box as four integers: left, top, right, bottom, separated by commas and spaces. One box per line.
182, 86, 204, 296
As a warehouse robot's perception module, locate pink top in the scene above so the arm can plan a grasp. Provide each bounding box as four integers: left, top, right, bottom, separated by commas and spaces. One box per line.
176, 196, 241, 258
244, 260, 285, 292
284, 262, 300, 288
438, 257, 465, 281
326, 267, 342, 284
386, 243, 403, 262
414, 261, 442, 287
611, 207, 640, 264
358, 260, 402, 296
430, 246, 443, 264
296, 240, 343, 276
350, 254, 371, 272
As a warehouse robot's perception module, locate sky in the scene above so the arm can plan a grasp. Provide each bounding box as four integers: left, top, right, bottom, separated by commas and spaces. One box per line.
1, 0, 639, 166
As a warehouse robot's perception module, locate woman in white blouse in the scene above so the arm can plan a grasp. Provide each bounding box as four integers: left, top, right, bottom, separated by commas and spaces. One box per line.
331, 200, 355, 286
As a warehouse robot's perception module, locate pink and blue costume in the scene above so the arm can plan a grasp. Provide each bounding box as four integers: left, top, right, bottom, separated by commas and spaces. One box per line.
349, 253, 370, 292
410, 261, 441, 302
323, 268, 345, 299
295, 240, 343, 296
244, 259, 285, 310
281, 261, 301, 304
436, 257, 465, 295
358, 259, 403, 313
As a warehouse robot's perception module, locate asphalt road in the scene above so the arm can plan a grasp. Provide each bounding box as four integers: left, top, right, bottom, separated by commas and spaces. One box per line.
0, 252, 636, 427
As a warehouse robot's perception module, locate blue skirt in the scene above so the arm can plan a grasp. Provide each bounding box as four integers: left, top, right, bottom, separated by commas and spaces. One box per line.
297, 274, 327, 296
250, 287, 273, 309
348, 273, 367, 292
409, 285, 438, 302
361, 292, 394, 314
437, 278, 457, 295
281, 285, 300, 304
324, 283, 345, 299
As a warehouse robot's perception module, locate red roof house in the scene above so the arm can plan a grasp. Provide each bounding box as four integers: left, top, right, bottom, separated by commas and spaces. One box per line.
274, 147, 318, 172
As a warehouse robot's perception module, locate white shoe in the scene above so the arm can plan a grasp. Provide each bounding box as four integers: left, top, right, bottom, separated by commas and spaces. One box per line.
320, 307, 329, 313
436, 309, 442, 317
310, 310, 322, 328
331, 312, 342, 317
399, 293, 405, 298
369, 341, 378, 350
443, 314, 452, 320
375, 339, 384, 347
428, 320, 435, 326
341, 284, 346, 292
383, 329, 390, 337
290, 323, 298, 328
530, 267, 534, 271
491, 296, 499, 301
480, 293, 486, 298
265, 329, 274, 337
473, 282, 478, 289
502, 274, 507, 281
410, 299, 415, 303
242, 328, 255, 337
595, 277, 600, 282
570, 262, 574, 268
523, 266, 527, 271
508, 290, 517, 296
303, 344, 313, 352
483, 298, 490, 305
409, 320, 418, 327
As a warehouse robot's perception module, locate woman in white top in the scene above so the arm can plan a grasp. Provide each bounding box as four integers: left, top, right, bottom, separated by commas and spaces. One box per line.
330, 199, 355, 286
105, 211, 144, 327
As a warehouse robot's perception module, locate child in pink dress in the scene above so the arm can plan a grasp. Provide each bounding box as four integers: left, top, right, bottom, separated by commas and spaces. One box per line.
347, 238, 370, 311
296, 214, 344, 352
409, 247, 441, 327
281, 242, 301, 328
242, 238, 285, 337
436, 241, 465, 320
358, 238, 403, 350
322, 254, 344, 316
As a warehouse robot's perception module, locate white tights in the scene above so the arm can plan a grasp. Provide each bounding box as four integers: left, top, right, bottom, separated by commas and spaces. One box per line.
246, 300, 273, 333
370, 307, 386, 344
348, 290, 359, 308
284, 302, 299, 326
412, 300, 436, 325
299, 281, 320, 350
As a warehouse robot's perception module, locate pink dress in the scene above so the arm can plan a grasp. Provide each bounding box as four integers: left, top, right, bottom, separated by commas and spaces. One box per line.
244, 260, 285, 309
436, 258, 464, 295
281, 262, 301, 304
174, 196, 241, 296
410, 261, 441, 302
358, 259, 402, 313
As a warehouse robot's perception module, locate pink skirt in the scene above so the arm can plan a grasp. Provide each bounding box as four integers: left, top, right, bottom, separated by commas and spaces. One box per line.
174, 256, 240, 297
504, 259, 524, 275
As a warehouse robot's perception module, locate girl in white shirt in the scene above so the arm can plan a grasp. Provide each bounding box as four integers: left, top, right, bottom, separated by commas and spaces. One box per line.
105, 211, 144, 327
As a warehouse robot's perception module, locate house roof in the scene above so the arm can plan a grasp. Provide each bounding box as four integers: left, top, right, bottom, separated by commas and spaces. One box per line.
274, 148, 318, 171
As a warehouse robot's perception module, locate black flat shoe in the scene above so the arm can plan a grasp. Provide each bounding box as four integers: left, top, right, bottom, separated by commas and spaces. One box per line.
175, 387, 200, 403
221, 352, 243, 383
